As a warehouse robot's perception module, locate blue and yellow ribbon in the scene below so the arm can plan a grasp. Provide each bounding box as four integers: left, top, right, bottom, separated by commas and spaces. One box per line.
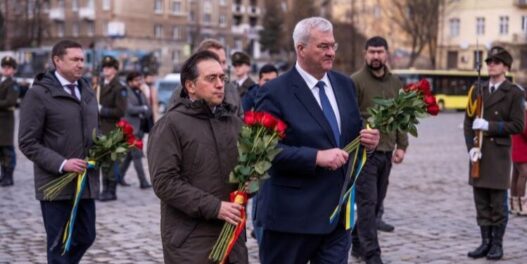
329, 143, 367, 230
61, 160, 95, 255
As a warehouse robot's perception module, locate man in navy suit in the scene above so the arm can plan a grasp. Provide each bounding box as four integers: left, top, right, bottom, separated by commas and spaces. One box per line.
255, 17, 380, 264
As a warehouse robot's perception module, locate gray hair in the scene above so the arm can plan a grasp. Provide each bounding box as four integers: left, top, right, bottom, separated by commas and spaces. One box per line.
292, 17, 333, 48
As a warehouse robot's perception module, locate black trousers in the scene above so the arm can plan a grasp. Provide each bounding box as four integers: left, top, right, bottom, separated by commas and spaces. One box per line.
40, 199, 96, 264
473, 187, 508, 226
351, 151, 392, 259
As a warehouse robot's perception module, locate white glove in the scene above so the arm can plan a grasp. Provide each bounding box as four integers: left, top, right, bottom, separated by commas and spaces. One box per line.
472, 118, 489, 131
143, 105, 149, 111
98, 104, 102, 111
469, 148, 482, 162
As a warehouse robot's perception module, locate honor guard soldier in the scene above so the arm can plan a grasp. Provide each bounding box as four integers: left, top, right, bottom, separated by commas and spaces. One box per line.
99, 56, 127, 201
464, 46, 525, 260
231, 51, 255, 98
0, 56, 19, 187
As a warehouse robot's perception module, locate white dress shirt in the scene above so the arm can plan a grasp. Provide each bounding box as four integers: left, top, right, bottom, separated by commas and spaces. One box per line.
489, 80, 504, 94
295, 62, 341, 132
55, 71, 81, 100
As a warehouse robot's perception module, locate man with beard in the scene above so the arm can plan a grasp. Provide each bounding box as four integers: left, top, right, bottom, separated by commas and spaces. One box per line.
350, 36, 408, 264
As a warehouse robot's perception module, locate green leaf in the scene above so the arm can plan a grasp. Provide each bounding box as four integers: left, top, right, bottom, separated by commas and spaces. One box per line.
228, 172, 239, 183
239, 166, 252, 176
247, 180, 260, 194
408, 125, 418, 137
115, 146, 127, 154
255, 161, 272, 175
266, 148, 282, 161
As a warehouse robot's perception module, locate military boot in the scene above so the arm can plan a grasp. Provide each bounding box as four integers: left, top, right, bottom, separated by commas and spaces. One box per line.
100, 181, 117, 202
486, 224, 506, 260
468, 226, 492, 258
0, 166, 14, 187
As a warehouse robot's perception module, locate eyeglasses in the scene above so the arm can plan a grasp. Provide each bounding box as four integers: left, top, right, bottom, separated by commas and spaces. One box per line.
201, 74, 228, 84
316, 43, 339, 52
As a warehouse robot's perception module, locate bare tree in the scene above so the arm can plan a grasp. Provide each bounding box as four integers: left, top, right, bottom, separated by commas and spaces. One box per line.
259, 0, 285, 56
390, 0, 440, 68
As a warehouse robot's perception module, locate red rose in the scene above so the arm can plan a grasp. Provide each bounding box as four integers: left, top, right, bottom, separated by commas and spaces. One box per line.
254, 112, 264, 124
134, 139, 144, 150
417, 79, 432, 95
244, 111, 257, 126
127, 135, 136, 145
116, 120, 127, 128
261, 113, 277, 129
427, 104, 440, 116
274, 120, 287, 138
423, 95, 436, 105
123, 124, 134, 137
403, 83, 418, 92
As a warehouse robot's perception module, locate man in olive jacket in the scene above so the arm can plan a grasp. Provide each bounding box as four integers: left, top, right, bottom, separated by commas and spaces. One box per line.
19, 40, 99, 263
464, 46, 525, 260
0, 56, 19, 187
148, 51, 248, 263
351, 37, 408, 264
98, 55, 127, 201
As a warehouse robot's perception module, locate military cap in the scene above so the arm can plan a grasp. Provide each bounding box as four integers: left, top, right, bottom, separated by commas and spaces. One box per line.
485, 46, 512, 68
1, 56, 17, 69
231, 51, 251, 66
101, 55, 119, 70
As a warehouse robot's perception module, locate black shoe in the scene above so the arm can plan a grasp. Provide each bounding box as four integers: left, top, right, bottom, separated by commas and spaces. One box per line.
0, 179, 13, 187
140, 182, 152, 189
250, 230, 256, 239
486, 224, 505, 260
377, 220, 394, 232
468, 226, 492, 259
118, 180, 131, 187
351, 248, 362, 259
365, 255, 383, 264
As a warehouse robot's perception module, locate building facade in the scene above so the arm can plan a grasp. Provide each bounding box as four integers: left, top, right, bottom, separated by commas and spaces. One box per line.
1, 0, 264, 75
437, 0, 527, 86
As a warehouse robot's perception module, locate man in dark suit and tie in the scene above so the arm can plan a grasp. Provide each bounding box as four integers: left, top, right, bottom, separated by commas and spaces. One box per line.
255, 17, 380, 264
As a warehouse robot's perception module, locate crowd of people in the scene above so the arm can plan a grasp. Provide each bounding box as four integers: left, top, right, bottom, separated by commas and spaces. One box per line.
1, 15, 526, 264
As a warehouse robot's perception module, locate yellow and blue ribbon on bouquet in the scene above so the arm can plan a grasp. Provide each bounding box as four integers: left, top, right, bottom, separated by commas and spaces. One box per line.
329, 143, 368, 230
61, 160, 96, 255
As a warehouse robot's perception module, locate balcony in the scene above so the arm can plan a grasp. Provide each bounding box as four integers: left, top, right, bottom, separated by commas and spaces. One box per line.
248, 6, 260, 16
49, 8, 65, 21
232, 5, 245, 14
515, 0, 527, 8
79, 7, 95, 20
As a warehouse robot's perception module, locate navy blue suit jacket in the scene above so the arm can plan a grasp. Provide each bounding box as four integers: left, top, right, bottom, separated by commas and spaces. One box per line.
255, 67, 362, 235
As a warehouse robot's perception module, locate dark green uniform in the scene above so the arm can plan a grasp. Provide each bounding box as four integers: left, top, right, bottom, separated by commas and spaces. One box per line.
0, 57, 19, 187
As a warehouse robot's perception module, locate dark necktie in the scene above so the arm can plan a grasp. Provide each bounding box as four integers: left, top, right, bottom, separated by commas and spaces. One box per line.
490, 86, 496, 94
316, 81, 340, 146
65, 84, 79, 100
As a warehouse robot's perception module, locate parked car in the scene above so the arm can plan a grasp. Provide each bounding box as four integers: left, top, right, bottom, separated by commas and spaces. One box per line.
156, 74, 180, 113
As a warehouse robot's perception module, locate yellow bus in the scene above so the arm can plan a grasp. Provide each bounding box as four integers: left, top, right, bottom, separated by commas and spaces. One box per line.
391, 69, 513, 111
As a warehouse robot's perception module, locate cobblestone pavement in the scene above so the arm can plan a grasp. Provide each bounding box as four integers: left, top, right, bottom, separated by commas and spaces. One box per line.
1, 111, 526, 264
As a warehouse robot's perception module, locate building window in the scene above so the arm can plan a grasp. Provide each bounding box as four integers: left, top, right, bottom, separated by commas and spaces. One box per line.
173, 49, 181, 63
473, 50, 483, 69
155, 24, 163, 39
86, 21, 94, 36
189, 10, 195, 22
447, 51, 458, 69
521, 49, 527, 69
499, 16, 509, 35
103, 0, 111, 11
522, 16, 527, 33
220, 0, 226, 6
72, 22, 79, 37
172, 26, 180, 40
449, 18, 460, 37
204, 13, 212, 24
219, 15, 226, 27
203, 0, 212, 13
72, 0, 78, 11
172, 1, 182, 14
58, 0, 65, 9
57, 22, 64, 37
476, 17, 484, 35
154, 0, 163, 14
87, 0, 94, 8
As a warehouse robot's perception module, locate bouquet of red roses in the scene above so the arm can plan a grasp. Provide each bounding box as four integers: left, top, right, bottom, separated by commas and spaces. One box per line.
39, 119, 141, 254
209, 111, 286, 263
367, 79, 439, 137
